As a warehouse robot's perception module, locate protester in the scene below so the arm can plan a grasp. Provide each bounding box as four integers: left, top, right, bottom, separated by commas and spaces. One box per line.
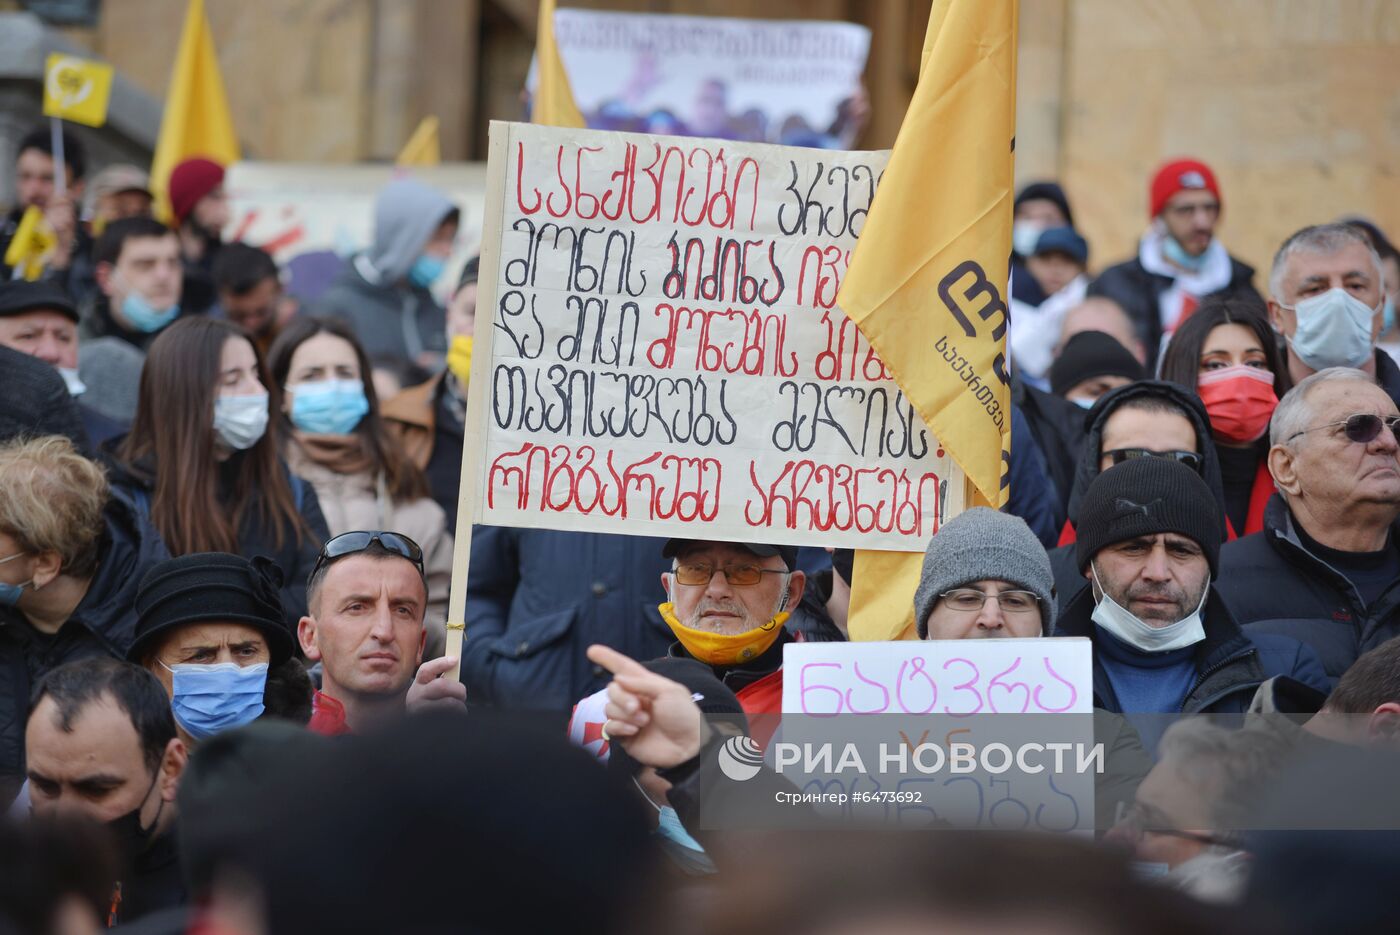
298, 532, 465, 734
1010, 227, 1091, 387
914, 507, 1055, 639
1010, 180, 1076, 307
1058, 295, 1151, 366
107, 316, 329, 624
382, 255, 477, 530
167, 157, 229, 315
0, 816, 118, 935
0, 346, 89, 451
80, 217, 183, 351
1049, 330, 1147, 408
1051, 379, 1230, 603
1107, 719, 1290, 903
1344, 218, 1400, 359
1217, 367, 1400, 681
268, 316, 454, 654
0, 126, 88, 286
84, 164, 154, 231
311, 177, 457, 370
1266, 222, 1398, 403
211, 242, 291, 355
0, 435, 166, 803
1053, 456, 1328, 714
0, 280, 124, 444
1158, 296, 1288, 536
1028, 227, 1089, 298
1089, 158, 1260, 362
125, 553, 310, 746
1300, 635, 1400, 747
25, 658, 188, 927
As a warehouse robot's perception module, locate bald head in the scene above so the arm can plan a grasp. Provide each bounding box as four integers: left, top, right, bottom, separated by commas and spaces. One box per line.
1059, 298, 1148, 365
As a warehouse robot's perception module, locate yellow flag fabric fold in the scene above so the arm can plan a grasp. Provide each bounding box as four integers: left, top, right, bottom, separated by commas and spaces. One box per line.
43, 54, 114, 128
840, 0, 1019, 642
150, 0, 240, 222
3, 206, 57, 281
396, 116, 442, 167
534, 0, 585, 129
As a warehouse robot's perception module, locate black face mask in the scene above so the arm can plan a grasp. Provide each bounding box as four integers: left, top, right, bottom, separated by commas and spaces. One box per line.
105, 769, 164, 862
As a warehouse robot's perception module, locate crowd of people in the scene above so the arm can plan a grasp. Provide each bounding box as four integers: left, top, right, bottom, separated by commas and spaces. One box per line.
2, 113, 1400, 935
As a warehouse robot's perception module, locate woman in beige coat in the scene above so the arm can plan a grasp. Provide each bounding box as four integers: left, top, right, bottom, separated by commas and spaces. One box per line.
268, 317, 453, 656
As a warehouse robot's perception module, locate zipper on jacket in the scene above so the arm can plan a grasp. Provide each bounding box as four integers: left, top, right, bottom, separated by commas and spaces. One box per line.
1180, 646, 1256, 713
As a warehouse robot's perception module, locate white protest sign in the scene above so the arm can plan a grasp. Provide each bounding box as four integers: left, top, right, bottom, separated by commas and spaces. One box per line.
775, 639, 1096, 831
459, 121, 965, 552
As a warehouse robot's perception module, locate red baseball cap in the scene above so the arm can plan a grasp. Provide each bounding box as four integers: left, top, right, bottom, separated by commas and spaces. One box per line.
1149, 159, 1221, 219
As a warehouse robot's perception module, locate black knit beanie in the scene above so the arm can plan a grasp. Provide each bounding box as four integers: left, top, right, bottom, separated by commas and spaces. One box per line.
1075, 457, 1222, 576
1049, 331, 1146, 397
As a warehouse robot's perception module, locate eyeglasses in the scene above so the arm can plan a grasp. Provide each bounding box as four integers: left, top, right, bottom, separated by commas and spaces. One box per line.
1113, 802, 1239, 849
673, 561, 787, 587
1103, 448, 1203, 475
1288, 413, 1400, 445
938, 589, 1041, 614
311, 531, 424, 580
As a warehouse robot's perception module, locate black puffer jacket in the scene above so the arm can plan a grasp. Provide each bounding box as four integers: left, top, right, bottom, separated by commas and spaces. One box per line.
1049, 380, 1228, 611
1086, 254, 1260, 364
0, 489, 168, 803
1217, 496, 1400, 684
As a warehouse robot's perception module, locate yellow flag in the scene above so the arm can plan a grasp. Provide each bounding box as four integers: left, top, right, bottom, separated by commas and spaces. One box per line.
838, 0, 1019, 641
396, 115, 442, 167
43, 53, 114, 128
3, 206, 58, 281
150, 0, 241, 222
534, 0, 585, 128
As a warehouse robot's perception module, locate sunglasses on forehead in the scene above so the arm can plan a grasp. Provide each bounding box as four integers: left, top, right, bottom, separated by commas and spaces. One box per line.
1102, 448, 1203, 475
1288, 413, 1400, 445
311, 531, 425, 579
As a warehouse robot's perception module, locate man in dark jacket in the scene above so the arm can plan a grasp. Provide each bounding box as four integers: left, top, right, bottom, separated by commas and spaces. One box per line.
0, 436, 168, 803
1053, 457, 1328, 715
1218, 367, 1400, 682
1266, 222, 1400, 406
1050, 380, 1229, 609
25, 658, 188, 927
1087, 159, 1260, 364
311, 178, 457, 370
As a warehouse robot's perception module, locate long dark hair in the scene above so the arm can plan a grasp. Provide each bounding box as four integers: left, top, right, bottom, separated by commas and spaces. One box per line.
117, 316, 308, 555
266, 316, 430, 502
1158, 296, 1291, 400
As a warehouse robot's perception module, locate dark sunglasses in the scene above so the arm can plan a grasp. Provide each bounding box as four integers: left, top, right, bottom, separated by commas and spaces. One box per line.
312, 531, 425, 579
1288, 413, 1400, 445
1103, 448, 1203, 475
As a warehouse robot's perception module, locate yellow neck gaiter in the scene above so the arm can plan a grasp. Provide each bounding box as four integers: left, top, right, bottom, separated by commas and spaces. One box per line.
447, 334, 474, 385
659, 602, 789, 667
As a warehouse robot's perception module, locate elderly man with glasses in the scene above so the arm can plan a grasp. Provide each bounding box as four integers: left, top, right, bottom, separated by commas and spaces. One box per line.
299, 531, 466, 735
1218, 367, 1400, 683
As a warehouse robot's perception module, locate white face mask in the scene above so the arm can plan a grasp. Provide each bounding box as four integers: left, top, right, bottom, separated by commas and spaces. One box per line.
1090, 562, 1208, 653
1012, 219, 1045, 257
1282, 287, 1381, 371
57, 367, 87, 396
213, 393, 270, 451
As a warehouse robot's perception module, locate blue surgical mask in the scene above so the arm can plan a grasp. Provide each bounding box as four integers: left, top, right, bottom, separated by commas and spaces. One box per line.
213, 393, 270, 451
1162, 234, 1209, 272
120, 293, 180, 333
408, 254, 447, 288
162, 661, 269, 740
1071, 396, 1096, 410
1012, 220, 1045, 258
1383, 295, 1396, 338
0, 551, 31, 608
1282, 287, 1380, 371
657, 805, 707, 855
289, 379, 370, 435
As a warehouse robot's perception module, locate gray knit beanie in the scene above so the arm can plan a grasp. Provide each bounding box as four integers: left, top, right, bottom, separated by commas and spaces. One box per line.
913, 507, 1056, 638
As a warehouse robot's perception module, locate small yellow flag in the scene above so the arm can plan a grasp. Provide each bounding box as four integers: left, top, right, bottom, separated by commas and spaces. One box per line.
3, 206, 58, 281
534, 0, 585, 129
43, 53, 114, 128
838, 0, 1019, 641
396, 115, 442, 167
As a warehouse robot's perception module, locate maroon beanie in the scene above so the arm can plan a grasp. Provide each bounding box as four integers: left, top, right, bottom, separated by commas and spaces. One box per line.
169, 157, 225, 224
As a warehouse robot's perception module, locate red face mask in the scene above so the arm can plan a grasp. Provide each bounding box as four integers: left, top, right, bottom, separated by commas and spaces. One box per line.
1198, 365, 1278, 444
